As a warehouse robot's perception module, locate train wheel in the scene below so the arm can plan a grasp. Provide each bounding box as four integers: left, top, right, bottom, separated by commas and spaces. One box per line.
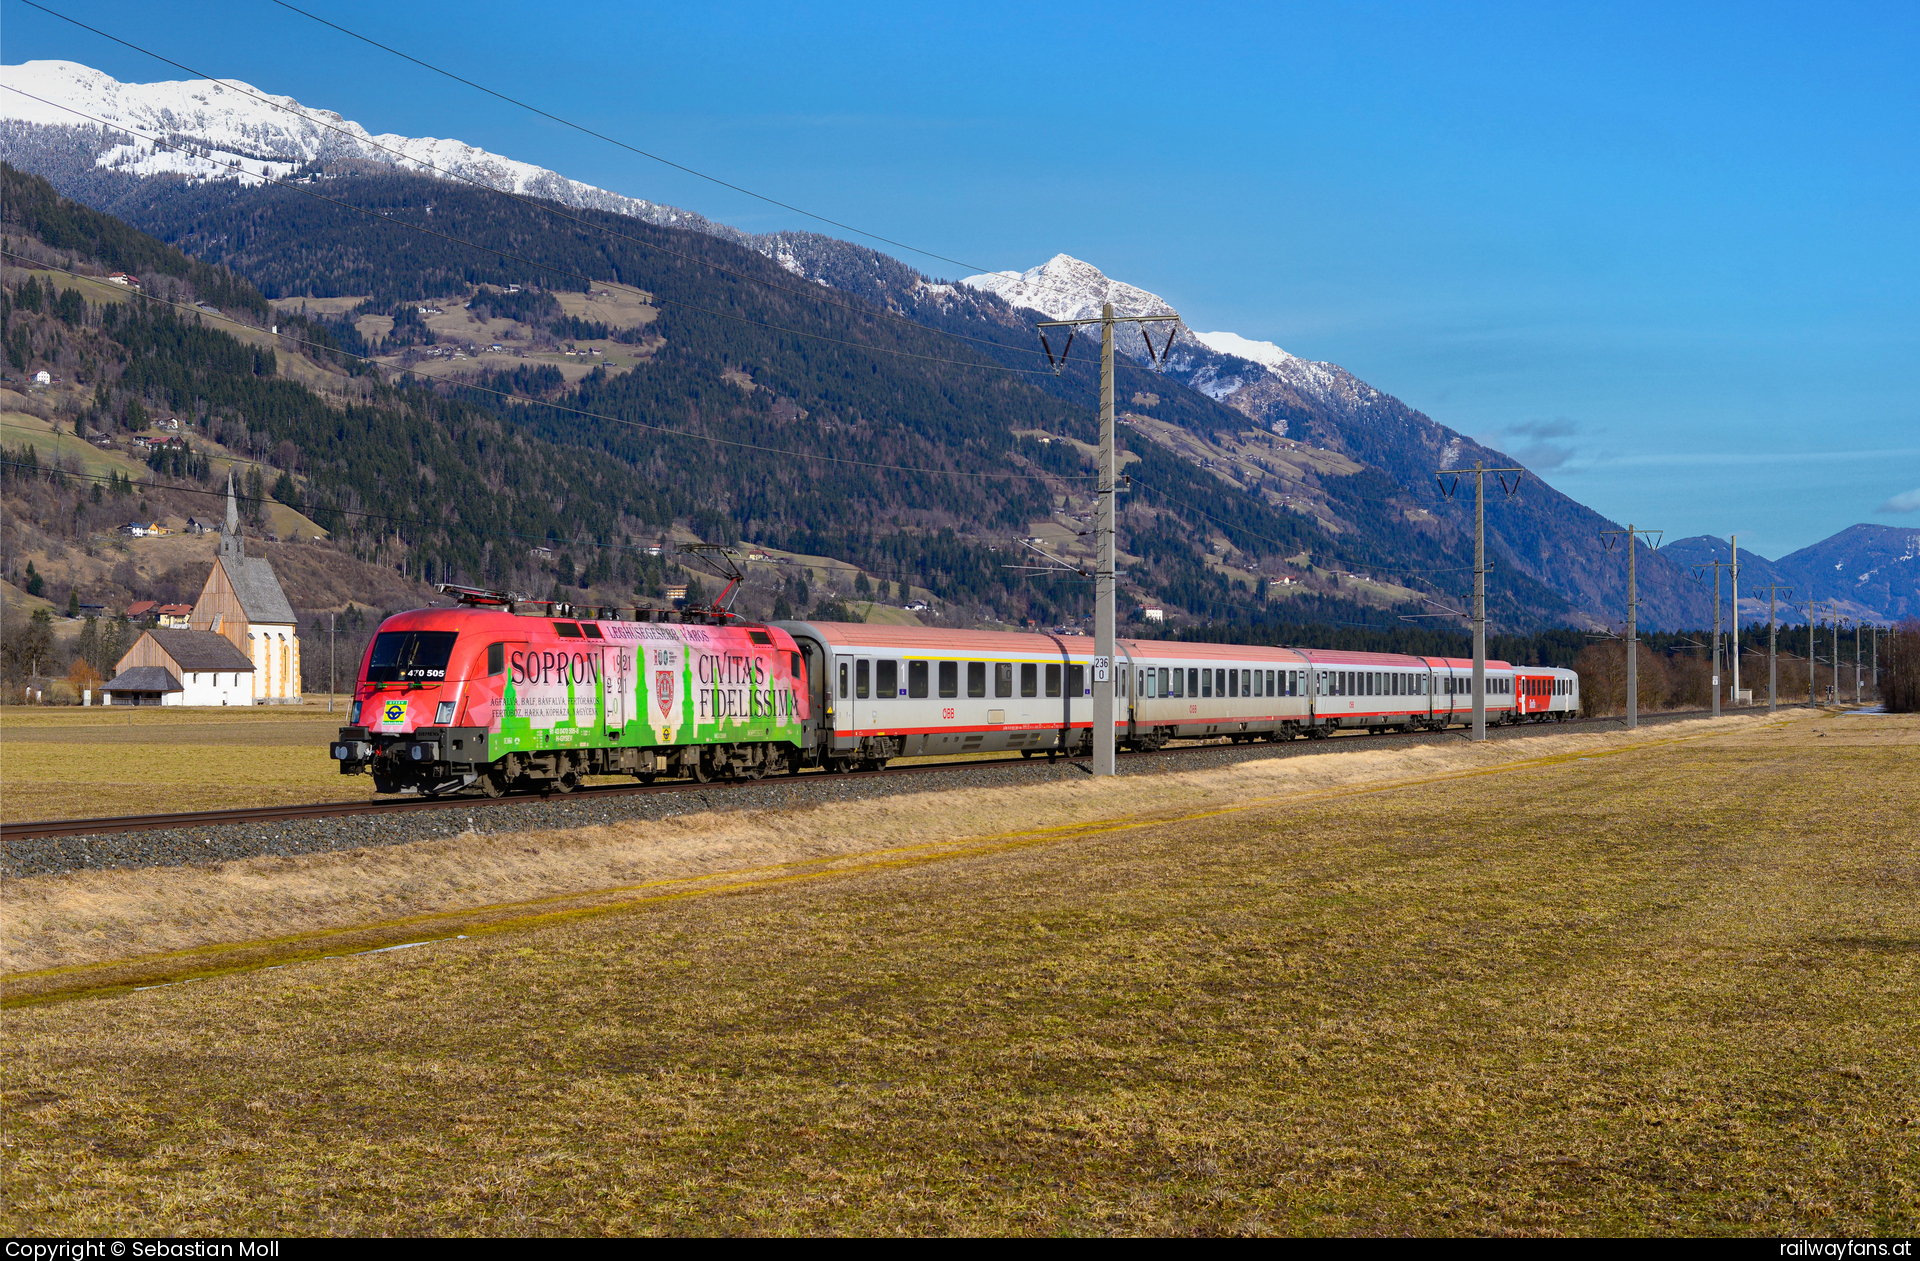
480, 770, 509, 798
1021, 749, 1034, 759
693, 754, 716, 784
747, 750, 769, 780
554, 771, 578, 794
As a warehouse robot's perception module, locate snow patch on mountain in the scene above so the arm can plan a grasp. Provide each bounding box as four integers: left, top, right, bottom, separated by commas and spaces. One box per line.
0, 59, 710, 228
1191, 330, 1298, 371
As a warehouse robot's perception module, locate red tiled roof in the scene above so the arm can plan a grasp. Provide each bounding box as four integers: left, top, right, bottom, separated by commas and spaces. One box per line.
125, 600, 157, 616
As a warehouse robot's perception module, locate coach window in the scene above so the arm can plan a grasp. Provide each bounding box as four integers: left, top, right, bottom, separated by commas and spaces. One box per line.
855, 660, 870, 699
1021, 663, 1038, 697
1224, 671, 1235, 698
1199, 670, 1212, 698
487, 643, 505, 677
966, 661, 985, 698
1068, 663, 1085, 695
839, 662, 849, 700
996, 662, 1014, 698
1168, 669, 1182, 698
877, 660, 899, 698
1045, 663, 1062, 698
908, 661, 930, 699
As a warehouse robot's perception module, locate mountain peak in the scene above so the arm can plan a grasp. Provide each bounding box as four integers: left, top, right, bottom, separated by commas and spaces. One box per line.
961, 254, 1177, 323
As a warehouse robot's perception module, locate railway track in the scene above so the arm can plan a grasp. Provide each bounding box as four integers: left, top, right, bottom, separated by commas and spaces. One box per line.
0, 706, 1742, 842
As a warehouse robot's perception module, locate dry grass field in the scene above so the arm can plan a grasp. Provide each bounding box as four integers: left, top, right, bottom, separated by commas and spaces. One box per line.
2, 711, 1915, 1235
0, 702, 366, 822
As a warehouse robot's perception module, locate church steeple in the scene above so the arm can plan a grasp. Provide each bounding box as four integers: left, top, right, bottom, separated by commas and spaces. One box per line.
220, 470, 244, 562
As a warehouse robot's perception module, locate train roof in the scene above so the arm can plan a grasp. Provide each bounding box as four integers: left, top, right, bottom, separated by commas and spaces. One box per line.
773, 620, 1065, 654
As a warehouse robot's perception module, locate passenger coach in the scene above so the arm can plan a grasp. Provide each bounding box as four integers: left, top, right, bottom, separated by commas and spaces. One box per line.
772, 621, 1579, 768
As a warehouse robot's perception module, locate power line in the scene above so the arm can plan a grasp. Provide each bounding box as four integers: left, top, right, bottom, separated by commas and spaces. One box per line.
2, 86, 1065, 385
1, 247, 1096, 483
263, 0, 998, 278
13, 0, 1062, 369
16, 2, 1211, 392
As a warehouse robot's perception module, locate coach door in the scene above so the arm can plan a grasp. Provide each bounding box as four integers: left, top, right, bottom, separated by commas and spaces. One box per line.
833, 654, 853, 740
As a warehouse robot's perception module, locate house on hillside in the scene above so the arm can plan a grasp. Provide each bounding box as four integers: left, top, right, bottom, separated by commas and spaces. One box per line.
156, 604, 192, 629
107, 273, 140, 288
125, 600, 158, 623
184, 475, 302, 704
103, 628, 254, 707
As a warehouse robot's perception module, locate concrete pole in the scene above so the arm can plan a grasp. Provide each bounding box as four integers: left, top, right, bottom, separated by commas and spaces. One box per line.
1712, 562, 1722, 719
1626, 523, 1638, 731
328, 613, 335, 713
1767, 586, 1777, 714
1809, 611, 1816, 707
1093, 303, 1117, 776
1473, 461, 1486, 742
1730, 534, 1740, 704
1872, 625, 1878, 702
1831, 620, 1840, 705
1855, 622, 1862, 704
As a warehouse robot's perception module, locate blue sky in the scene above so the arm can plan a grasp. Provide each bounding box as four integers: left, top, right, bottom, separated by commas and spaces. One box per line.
7, 0, 1916, 558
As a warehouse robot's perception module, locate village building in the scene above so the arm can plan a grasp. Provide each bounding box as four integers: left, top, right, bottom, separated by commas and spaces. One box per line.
100, 630, 254, 707
101, 475, 301, 705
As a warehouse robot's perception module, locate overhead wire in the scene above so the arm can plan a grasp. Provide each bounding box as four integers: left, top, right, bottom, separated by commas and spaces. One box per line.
12, 0, 1074, 369
0, 246, 1097, 483
262, 0, 997, 277
0, 87, 1076, 390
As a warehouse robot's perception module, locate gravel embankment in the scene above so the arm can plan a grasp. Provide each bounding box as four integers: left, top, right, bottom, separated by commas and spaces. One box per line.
2, 708, 1750, 879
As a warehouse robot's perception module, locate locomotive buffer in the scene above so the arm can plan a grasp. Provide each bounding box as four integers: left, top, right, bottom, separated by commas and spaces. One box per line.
1036, 302, 1181, 776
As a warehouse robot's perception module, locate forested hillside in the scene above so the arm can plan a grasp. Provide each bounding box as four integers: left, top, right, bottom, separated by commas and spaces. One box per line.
8, 164, 1589, 633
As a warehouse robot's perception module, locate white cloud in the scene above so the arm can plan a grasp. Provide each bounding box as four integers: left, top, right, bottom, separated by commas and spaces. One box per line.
1876, 487, 1920, 513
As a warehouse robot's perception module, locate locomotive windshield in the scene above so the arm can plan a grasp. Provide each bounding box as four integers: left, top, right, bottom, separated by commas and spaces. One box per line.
366, 631, 459, 682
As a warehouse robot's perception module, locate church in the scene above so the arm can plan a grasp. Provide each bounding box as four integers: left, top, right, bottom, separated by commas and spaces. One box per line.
102, 476, 303, 706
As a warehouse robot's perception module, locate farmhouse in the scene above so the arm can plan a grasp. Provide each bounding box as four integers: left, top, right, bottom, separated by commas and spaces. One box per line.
100, 629, 254, 707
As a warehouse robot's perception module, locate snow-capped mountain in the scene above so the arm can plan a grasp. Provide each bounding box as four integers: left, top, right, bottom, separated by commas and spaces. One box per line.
0, 60, 728, 231
963, 254, 1385, 439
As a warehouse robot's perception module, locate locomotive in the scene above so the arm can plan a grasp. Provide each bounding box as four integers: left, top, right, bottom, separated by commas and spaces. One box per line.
330, 586, 1579, 796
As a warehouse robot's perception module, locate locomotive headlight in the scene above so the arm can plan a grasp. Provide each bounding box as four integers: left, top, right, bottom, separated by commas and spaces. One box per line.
409, 743, 428, 761
435, 700, 456, 725
349, 700, 362, 725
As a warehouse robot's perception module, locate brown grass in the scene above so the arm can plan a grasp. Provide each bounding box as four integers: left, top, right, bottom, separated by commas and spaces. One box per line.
2, 714, 1769, 977
1, 704, 367, 822
3, 711, 1915, 1235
